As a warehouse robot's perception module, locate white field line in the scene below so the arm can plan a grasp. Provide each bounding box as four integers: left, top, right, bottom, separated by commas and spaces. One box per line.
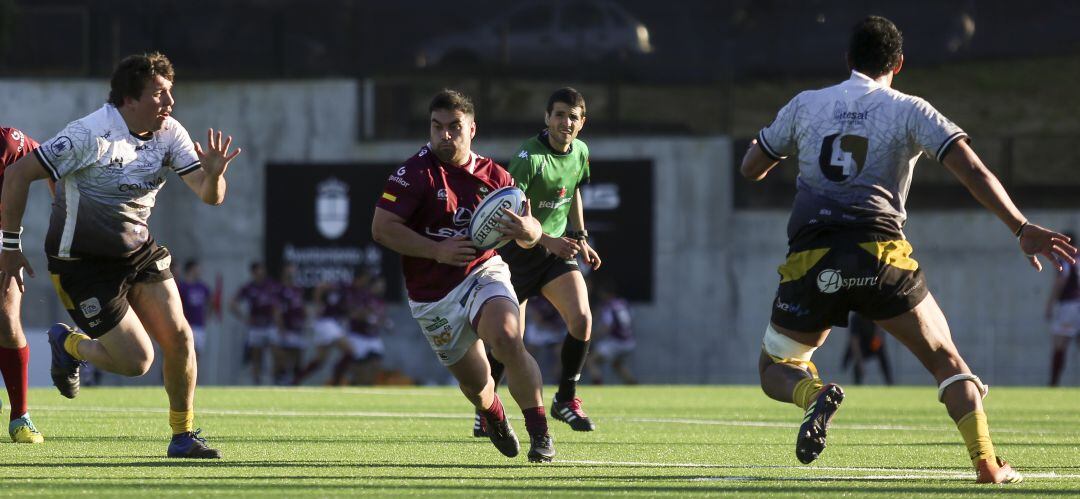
559, 461, 1080, 480
30, 405, 1079, 436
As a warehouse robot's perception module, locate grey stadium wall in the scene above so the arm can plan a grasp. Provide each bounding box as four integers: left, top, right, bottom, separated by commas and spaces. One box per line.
1, 79, 1076, 387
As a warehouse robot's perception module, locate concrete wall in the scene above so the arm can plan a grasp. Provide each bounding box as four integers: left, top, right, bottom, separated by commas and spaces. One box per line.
2, 79, 1076, 388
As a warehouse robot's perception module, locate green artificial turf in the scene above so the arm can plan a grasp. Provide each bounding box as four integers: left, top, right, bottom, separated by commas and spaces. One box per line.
0, 385, 1077, 496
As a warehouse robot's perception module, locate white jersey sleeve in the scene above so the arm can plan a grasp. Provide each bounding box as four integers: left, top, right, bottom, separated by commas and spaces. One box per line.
165, 121, 201, 176
758, 94, 802, 160
34, 118, 106, 181
907, 97, 967, 162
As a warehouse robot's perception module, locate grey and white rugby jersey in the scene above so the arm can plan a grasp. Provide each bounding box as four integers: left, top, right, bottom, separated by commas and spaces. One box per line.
34, 104, 201, 258
758, 71, 966, 243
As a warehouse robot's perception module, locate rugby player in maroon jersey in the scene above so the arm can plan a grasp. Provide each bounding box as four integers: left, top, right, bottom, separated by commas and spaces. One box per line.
372, 90, 556, 462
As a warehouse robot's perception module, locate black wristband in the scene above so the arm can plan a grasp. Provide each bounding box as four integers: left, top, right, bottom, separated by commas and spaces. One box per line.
1014, 221, 1028, 239
567, 230, 588, 241
1, 228, 22, 251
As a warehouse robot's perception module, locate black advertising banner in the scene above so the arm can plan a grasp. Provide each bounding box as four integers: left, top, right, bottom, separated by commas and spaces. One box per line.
266, 163, 404, 300
266, 159, 654, 303
580, 160, 654, 302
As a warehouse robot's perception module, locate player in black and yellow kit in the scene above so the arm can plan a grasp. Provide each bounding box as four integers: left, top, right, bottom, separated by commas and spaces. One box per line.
741, 17, 1075, 483
474, 88, 602, 436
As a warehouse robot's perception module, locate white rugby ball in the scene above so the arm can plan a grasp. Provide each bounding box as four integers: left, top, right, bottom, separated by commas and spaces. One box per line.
469, 186, 527, 250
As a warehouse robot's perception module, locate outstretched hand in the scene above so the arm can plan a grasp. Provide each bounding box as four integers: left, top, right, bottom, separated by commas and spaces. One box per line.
1019, 223, 1077, 272
194, 128, 242, 178
0, 250, 33, 295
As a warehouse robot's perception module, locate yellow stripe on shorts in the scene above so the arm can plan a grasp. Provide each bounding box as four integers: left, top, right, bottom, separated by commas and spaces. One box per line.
381, 192, 397, 202
858, 240, 919, 271
50, 274, 75, 310
777, 248, 831, 283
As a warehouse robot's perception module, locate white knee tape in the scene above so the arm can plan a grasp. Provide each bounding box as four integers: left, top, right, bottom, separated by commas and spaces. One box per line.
762, 324, 817, 363
937, 373, 989, 403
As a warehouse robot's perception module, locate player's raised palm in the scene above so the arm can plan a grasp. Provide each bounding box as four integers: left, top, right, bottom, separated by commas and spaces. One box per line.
194, 128, 242, 178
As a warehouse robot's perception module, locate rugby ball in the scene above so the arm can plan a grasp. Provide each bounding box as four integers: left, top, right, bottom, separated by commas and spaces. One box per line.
469, 186, 527, 250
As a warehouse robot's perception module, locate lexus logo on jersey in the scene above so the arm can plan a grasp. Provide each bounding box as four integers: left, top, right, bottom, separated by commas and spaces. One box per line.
316, 178, 349, 240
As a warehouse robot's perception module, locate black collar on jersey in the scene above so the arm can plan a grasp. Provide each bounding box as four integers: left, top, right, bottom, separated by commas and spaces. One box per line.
539, 130, 573, 156
129, 130, 153, 141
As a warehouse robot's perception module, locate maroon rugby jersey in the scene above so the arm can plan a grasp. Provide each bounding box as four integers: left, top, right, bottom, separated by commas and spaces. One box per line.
236, 279, 281, 328
0, 127, 39, 196
376, 144, 513, 302
278, 283, 307, 331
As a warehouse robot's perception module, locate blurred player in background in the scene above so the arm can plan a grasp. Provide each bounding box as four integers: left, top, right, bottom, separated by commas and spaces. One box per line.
274, 264, 307, 385
587, 278, 637, 386
1046, 232, 1079, 386
740, 16, 1076, 483
176, 259, 214, 361
339, 271, 390, 386
230, 262, 280, 385
0, 125, 44, 443
478, 87, 601, 436
294, 278, 351, 385
0, 52, 242, 458
521, 297, 564, 384
372, 89, 555, 462
841, 312, 893, 385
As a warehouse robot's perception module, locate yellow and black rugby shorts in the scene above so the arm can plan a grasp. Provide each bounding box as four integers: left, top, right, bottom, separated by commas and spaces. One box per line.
770, 235, 928, 332
48, 242, 174, 338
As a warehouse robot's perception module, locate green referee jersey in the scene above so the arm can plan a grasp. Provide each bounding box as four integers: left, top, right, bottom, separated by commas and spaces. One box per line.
507, 130, 590, 237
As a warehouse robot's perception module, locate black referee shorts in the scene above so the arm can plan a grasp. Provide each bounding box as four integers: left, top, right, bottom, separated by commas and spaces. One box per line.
498, 242, 579, 302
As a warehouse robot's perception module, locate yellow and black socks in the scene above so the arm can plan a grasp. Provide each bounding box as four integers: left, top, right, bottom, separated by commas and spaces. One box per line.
169, 410, 194, 435
63, 331, 92, 361
956, 410, 996, 466
793, 377, 824, 410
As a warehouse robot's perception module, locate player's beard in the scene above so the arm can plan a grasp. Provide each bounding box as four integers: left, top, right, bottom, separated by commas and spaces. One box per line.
434, 142, 460, 164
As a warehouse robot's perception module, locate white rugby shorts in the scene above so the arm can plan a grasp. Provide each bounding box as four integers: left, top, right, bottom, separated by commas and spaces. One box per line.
312, 317, 347, 346
595, 338, 636, 360
347, 334, 385, 360
408, 256, 518, 366
1051, 300, 1080, 338
191, 325, 206, 353
246, 326, 278, 349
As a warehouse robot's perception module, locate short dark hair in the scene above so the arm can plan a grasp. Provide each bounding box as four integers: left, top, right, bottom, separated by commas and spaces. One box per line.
184, 259, 199, 273
429, 89, 474, 117
108, 52, 175, 107
546, 87, 586, 116
848, 16, 903, 78
250, 262, 263, 273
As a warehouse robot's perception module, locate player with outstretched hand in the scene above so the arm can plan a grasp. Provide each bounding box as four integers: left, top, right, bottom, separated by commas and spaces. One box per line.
371, 89, 556, 462
0, 52, 242, 459
740, 16, 1075, 483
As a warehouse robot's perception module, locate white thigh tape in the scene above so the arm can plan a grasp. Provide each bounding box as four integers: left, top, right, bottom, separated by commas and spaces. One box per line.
937, 373, 989, 402
762, 324, 817, 363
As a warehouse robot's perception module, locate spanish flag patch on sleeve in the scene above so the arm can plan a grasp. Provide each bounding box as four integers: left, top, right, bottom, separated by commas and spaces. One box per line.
382, 192, 397, 202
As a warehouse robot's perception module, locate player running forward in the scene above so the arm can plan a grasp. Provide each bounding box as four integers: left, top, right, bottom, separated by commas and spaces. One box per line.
371, 89, 555, 462
0, 52, 242, 458
739, 17, 1076, 483
0, 126, 44, 443
476, 88, 602, 436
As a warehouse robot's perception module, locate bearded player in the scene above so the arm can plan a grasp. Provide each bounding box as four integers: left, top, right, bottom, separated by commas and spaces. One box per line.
372, 89, 556, 462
